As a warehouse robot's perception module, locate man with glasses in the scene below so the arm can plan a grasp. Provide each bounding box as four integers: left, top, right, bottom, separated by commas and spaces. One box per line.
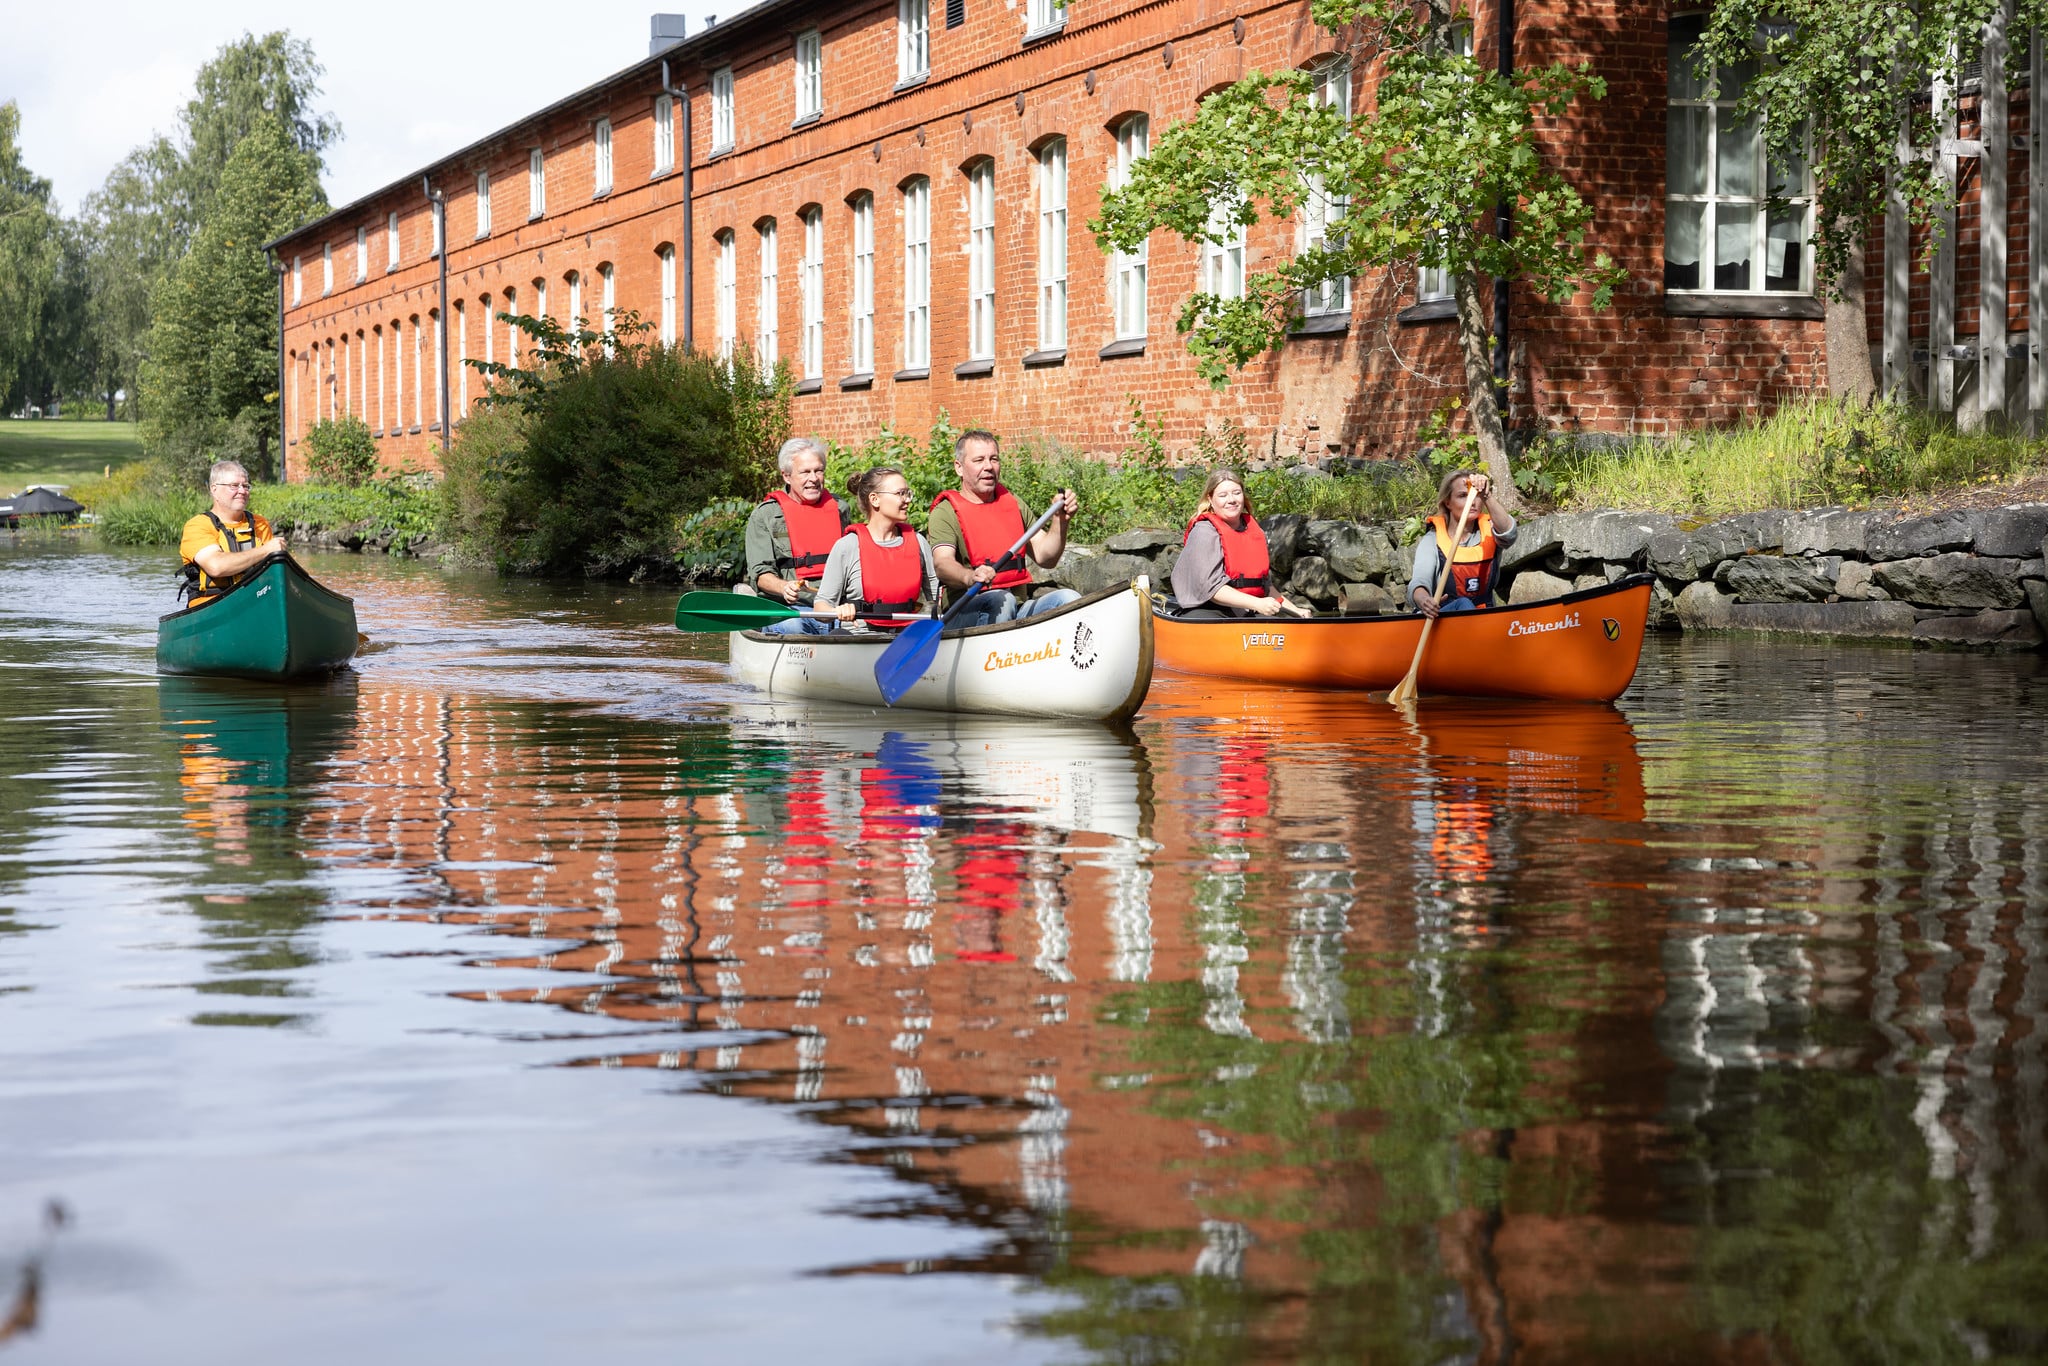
178, 460, 288, 608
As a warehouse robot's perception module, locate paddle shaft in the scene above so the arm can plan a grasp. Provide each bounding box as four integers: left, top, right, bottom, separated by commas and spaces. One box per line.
1390, 482, 1483, 705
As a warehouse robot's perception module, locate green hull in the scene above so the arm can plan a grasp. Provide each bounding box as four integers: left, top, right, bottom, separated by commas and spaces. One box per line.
157, 558, 359, 681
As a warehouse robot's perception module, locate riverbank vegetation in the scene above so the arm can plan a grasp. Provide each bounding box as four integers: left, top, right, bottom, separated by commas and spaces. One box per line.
75, 459, 436, 552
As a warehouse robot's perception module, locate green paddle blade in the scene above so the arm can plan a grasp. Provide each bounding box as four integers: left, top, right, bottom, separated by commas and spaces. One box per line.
674, 591, 803, 632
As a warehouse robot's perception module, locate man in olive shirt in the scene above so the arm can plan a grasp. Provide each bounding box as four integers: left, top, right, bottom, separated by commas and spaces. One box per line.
928, 430, 1080, 628
744, 437, 848, 635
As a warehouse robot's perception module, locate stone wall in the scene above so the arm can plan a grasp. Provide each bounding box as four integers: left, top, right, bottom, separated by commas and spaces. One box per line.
1049, 503, 2048, 652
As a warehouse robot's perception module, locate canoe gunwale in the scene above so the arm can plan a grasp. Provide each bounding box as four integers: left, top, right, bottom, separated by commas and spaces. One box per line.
733, 579, 1142, 648
156, 554, 355, 627
1154, 572, 1655, 629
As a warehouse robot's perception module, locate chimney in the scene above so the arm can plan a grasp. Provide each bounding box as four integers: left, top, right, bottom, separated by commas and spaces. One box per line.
650, 12, 688, 54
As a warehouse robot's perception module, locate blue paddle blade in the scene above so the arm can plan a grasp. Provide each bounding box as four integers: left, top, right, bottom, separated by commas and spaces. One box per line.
874, 618, 944, 705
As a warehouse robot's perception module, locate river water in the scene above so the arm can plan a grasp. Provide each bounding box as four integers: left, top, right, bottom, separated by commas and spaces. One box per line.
1, 542, 2044, 1363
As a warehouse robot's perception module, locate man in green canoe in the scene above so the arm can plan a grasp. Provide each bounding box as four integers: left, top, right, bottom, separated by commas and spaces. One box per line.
178, 460, 287, 609
745, 437, 850, 636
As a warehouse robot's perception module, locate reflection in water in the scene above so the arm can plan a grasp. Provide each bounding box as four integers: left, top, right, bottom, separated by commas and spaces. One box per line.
3, 545, 2047, 1360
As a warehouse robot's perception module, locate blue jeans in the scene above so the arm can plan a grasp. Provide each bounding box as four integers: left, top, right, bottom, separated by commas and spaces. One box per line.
763, 614, 837, 635
1439, 596, 1477, 614
950, 587, 1082, 628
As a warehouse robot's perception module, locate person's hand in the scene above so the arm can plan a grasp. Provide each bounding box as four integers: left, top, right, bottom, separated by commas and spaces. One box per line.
1470, 474, 1491, 500
1055, 488, 1078, 521
781, 578, 803, 605
1414, 589, 1440, 620
265, 535, 288, 558
834, 602, 857, 623
1249, 596, 1282, 617
1282, 598, 1313, 619
972, 563, 998, 586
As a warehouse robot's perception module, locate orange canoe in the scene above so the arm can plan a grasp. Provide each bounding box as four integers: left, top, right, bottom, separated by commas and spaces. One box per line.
1153, 575, 1653, 702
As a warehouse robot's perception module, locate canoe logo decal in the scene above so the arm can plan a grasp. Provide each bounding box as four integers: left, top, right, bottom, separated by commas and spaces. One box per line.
1506, 611, 1581, 639
787, 646, 815, 660
1240, 632, 1285, 651
255, 585, 272, 598
1602, 617, 1620, 641
984, 638, 1063, 672
1069, 622, 1099, 671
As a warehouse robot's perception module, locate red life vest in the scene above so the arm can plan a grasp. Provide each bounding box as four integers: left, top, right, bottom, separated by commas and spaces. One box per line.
764, 491, 845, 581
1185, 511, 1271, 597
1427, 512, 1499, 602
851, 524, 924, 627
931, 486, 1032, 590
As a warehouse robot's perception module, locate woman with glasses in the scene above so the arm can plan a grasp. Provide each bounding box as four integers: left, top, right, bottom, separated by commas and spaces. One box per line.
812, 466, 939, 630
178, 459, 288, 607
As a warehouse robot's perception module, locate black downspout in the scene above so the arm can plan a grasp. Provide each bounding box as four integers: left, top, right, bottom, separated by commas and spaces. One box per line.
1493, 0, 1514, 419
663, 59, 695, 352
424, 177, 451, 452
271, 252, 288, 482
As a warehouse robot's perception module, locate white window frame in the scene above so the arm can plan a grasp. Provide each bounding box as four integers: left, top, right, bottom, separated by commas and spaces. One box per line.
293, 255, 303, 305
901, 177, 931, 369
967, 162, 995, 360
794, 30, 823, 122
411, 315, 423, 430
851, 193, 875, 374
386, 212, 400, 272
710, 68, 735, 153
529, 147, 546, 219
322, 242, 333, 295
801, 207, 824, 380
355, 225, 368, 283
1300, 60, 1352, 318
475, 170, 492, 238
758, 220, 780, 370
715, 232, 736, 360
456, 302, 468, 414
653, 93, 675, 175
431, 205, 443, 257
1026, 0, 1064, 37
1113, 116, 1149, 340
533, 277, 548, 329
600, 263, 616, 355
898, 0, 929, 84
376, 326, 387, 432
592, 118, 613, 197
1203, 196, 1245, 301
503, 286, 518, 365
660, 244, 678, 347
393, 321, 405, 431
1665, 12, 1811, 296
1037, 139, 1067, 350
429, 310, 442, 428
567, 271, 583, 337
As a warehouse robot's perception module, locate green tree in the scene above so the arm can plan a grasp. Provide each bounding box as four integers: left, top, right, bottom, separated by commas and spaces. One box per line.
1093, 0, 1622, 509
1694, 1, 2048, 402
79, 144, 180, 419
0, 101, 62, 410
139, 114, 326, 481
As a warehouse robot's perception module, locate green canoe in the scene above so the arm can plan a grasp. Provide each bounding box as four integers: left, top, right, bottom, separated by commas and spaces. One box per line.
156, 557, 360, 681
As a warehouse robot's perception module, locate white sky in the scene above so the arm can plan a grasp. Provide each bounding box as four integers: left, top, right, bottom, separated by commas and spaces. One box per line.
3, 0, 720, 214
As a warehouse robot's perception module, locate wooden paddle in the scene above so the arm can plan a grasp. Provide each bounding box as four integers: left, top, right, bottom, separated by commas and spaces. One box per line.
673, 590, 917, 632
1388, 478, 1483, 708
873, 500, 1064, 706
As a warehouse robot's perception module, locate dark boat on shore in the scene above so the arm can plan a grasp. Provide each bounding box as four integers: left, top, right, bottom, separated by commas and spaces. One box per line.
156, 558, 359, 681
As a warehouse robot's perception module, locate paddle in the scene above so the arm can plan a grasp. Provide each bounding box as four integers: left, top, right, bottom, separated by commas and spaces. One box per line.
1388, 478, 1483, 709
873, 499, 1064, 706
673, 590, 917, 632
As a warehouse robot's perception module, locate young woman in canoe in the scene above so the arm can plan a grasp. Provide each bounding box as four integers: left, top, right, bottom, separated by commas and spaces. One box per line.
1169, 469, 1312, 619
1407, 470, 1518, 618
813, 466, 941, 630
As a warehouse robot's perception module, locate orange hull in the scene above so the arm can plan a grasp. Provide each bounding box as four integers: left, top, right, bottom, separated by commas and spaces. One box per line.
1153, 576, 1653, 702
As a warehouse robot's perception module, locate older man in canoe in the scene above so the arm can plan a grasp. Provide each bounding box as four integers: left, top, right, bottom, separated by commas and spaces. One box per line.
1408, 471, 1518, 618
928, 430, 1081, 629
745, 436, 850, 636
179, 460, 287, 608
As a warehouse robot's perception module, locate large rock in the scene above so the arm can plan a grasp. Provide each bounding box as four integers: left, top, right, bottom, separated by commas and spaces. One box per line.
1833, 560, 1886, 601
1561, 510, 1680, 566
1694, 510, 1789, 560
1051, 547, 1154, 596
1976, 503, 2048, 557
1321, 523, 1401, 583
1677, 580, 1917, 640
1288, 555, 1338, 605
1644, 529, 1705, 581
1337, 581, 1398, 616
1715, 554, 1838, 603
1261, 514, 1307, 580
1782, 507, 1874, 557
1675, 580, 1736, 630
1507, 569, 1573, 605
1103, 526, 1180, 556
2027, 579, 2048, 641
1867, 509, 1980, 560
1871, 553, 2030, 609
1648, 578, 1679, 631
1497, 514, 1563, 574
1911, 608, 2044, 651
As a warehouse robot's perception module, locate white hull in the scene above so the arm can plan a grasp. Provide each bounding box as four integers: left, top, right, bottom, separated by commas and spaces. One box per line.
728, 579, 1155, 722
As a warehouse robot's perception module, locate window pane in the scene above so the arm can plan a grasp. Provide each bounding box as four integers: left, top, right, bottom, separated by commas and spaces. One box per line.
1667, 106, 1708, 196
1765, 206, 1803, 291
1665, 201, 1704, 290
1716, 112, 1759, 197
1714, 203, 1755, 290
1717, 55, 1757, 103
1668, 14, 1707, 99
1767, 124, 1807, 196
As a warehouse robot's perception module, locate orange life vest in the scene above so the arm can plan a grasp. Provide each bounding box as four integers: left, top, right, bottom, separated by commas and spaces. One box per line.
1186, 511, 1271, 597
765, 491, 846, 581
852, 524, 924, 626
932, 486, 1033, 590
1428, 512, 1499, 603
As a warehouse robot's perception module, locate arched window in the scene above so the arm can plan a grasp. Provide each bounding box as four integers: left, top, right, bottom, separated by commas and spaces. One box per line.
714, 232, 736, 359
1036, 138, 1067, 350
849, 193, 875, 374
901, 177, 930, 369
1301, 60, 1351, 318
566, 270, 583, 339
598, 262, 617, 355
757, 219, 780, 369
659, 244, 679, 346
966, 161, 995, 361
1112, 116, 1149, 340
800, 207, 824, 381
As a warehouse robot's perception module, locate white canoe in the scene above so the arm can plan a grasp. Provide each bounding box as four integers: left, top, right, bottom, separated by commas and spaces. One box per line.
728, 579, 1155, 722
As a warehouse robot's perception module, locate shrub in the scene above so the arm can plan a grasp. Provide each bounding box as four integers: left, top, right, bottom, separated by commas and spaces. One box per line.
97, 489, 205, 546
302, 416, 382, 487
68, 459, 174, 511
674, 497, 756, 582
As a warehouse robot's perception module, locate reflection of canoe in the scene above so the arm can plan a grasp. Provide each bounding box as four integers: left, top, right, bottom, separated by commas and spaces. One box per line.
729, 580, 1155, 722
1153, 576, 1652, 702
157, 558, 359, 681
730, 707, 1153, 842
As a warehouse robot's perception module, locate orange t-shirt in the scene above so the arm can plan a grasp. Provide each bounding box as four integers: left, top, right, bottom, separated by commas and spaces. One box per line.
179, 511, 274, 605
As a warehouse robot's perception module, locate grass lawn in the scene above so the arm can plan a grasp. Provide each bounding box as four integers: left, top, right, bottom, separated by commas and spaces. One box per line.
0, 419, 144, 493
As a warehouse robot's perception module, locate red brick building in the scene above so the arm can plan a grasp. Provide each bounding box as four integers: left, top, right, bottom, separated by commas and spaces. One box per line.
267, 3, 2046, 479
